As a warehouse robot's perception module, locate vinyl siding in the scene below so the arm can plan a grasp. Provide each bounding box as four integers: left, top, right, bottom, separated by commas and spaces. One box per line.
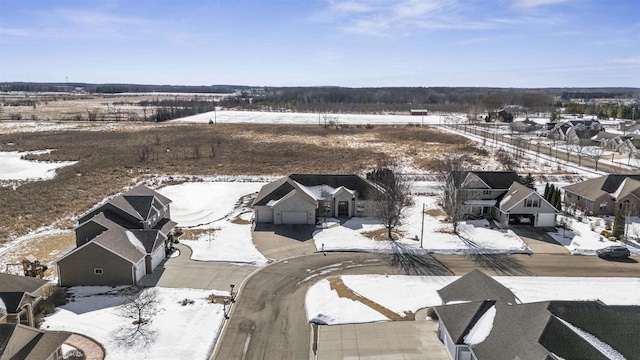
58, 243, 134, 286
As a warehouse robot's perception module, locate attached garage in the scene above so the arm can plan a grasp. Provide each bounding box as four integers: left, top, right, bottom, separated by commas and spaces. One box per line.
255, 207, 274, 223
535, 213, 556, 227
281, 211, 309, 224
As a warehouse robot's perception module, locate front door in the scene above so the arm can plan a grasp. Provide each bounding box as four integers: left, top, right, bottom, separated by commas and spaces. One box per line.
338, 201, 349, 217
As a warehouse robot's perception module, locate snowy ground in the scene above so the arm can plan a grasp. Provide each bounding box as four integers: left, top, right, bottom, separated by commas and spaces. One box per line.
157, 181, 266, 227
158, 180, 268, 265
305, 275, 640, 325
314, 195, 531, 255
548, 214, 640, 255
172, 110, 465, 126
43, 287, 228, 360
181, 213, 268, 265
0, 150, 76, 184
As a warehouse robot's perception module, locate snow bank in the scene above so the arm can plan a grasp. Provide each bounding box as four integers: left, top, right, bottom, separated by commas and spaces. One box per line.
0, 150, 76, 182
43, 287, 227, 360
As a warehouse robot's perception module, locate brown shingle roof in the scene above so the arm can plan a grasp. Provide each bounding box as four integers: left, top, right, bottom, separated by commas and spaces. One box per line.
0, 273, 48, 294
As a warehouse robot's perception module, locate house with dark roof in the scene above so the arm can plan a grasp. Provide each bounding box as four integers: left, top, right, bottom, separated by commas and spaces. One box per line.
433, 270, 640, 360
56, 184, 177, 286
252, 174, 382, 225
449, 171, 558, 227
0, 323, 70, 360
548, 119, 604, 142
0, 273, 50, 328
563, 174, 640, 216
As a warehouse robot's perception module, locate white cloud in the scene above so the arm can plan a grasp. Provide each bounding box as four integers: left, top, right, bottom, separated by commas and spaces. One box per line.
455, 37, 491, 45
329, 1, 374, 14
512, 0, 569, 9
613, 56, 640, 65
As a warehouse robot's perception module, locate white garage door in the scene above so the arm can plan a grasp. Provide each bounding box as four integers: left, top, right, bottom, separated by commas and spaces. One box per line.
150, 246, 165, 273
281, 211, 308, 224
535, 213, 556, 227
256, 208, 273, 223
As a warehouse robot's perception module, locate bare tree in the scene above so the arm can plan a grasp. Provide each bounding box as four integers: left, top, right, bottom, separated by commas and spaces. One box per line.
116, 287, 158, 346
567, 138, 588, 166
434, 156, 471, 234
586, 146, 605, 171
367, 167, 414, 239
138, 145, 152, 162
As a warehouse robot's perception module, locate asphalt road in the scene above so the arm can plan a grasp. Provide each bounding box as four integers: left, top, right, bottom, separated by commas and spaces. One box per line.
212, 252, 640, 360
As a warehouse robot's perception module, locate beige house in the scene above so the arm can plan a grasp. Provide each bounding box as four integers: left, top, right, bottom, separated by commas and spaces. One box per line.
563, 174, 640, 216
450, 171, 558, 227
56, 184, 177, 286
0, 273, 50, 328
253, 174, 382, 225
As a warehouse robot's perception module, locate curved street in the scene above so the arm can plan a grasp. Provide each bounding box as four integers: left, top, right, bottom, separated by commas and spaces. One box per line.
211, 252, 640, 360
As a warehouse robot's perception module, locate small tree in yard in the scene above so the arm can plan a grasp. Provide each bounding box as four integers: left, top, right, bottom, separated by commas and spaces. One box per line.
442, 172, 468, 234
613, 210, 625, 239
117, 287, 158, 346
367, 167, 414, 240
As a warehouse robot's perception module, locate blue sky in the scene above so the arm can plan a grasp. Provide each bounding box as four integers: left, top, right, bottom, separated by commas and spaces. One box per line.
0, 0, 638, 87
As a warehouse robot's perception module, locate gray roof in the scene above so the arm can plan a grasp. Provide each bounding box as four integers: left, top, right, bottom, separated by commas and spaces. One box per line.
0, 292, 26, 313
434, 300, 495, 343
437, 269, 518, 305
253, 174, 381, 206
129, 230, 164, 253
123, 196, 154, 220
471, 301, 555, 359
451, 171, 519, 190
498, 181, 536, 211
91, 228, 146, 264
563, 174, 640, 201
545, 301, 640, 359
154, 218, 177, 237
123, 184, 171, 205
0, 324, 70, 360
0, 273, 48, 293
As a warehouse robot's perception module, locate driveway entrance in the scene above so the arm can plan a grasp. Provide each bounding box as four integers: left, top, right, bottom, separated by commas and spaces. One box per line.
317, 320, 449, 360
510, 225, 569, 254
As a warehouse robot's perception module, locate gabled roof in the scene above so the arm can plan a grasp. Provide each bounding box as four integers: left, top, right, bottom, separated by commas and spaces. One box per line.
123, 184, 171, 205
80, 184, 171, 223
437, 269, 518, 305
154, 218, 177, 237
253, 174, 381, 207
0, 292, 27, 313
253, 177, 294, 206
123, 196, 154, 220
58, 227, 146, 265
129, 230, 165, 253
498, 181, 558, 213
544, 301, 640, 359
434, 300, 496, 344
0, 273, 48, 294
0, 324, 70, 360
564, 174, 640, 201
451, 171, 519, 190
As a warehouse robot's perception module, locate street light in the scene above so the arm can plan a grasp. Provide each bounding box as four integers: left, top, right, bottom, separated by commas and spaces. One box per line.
230, 284, 235, 303
223, 298, 229, 319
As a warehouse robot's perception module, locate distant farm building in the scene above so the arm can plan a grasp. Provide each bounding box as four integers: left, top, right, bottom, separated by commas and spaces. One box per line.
410, 109, 428, 116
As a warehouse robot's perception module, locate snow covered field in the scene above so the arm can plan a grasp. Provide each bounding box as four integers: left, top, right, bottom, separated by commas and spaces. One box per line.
43, 287, 228, 360
0, 150, 76, 183
314, 196, 531, 255
305, 275, 640, 325
173, 110, 464, 125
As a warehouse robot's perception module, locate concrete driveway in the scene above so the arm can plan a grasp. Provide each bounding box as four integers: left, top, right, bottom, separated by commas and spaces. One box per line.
510, 225, 569, 254
252, 223, 317, 260
317, 320, 449, 360
140, 244, 258, 290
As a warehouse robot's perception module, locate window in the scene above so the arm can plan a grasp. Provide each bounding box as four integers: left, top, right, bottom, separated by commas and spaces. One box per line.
600, 203, 607, 210
482, 190, 491, 195
525, 198, 540, 208
94, 268, 103, 275
356, 203, 365, 214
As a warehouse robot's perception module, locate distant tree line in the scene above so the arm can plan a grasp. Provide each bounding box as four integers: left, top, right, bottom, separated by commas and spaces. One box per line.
563, 103, 638, 120
219, 87, 564, 114
0, 82, 244, 94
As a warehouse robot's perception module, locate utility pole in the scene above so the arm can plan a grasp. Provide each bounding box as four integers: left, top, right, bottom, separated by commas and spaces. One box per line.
420, 203, 425, 248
